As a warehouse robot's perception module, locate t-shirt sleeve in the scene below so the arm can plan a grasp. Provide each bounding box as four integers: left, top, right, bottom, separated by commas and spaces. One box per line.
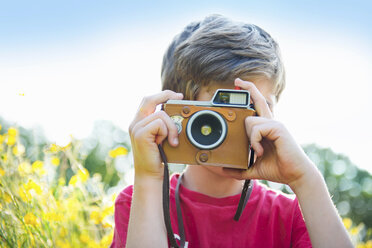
110, 186, 133, 248
291, 198, 313, 248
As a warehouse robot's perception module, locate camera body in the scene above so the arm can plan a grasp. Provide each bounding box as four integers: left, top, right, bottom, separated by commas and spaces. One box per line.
162, 89, 256, 169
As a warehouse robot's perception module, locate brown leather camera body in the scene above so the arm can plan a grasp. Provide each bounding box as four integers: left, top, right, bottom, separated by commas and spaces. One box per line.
162, 102, 256, 169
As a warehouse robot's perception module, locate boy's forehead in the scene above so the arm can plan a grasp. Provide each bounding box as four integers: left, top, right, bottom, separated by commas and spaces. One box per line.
206, 78, 274, 94
196, 82, 232, 101
206, 81, 235, 92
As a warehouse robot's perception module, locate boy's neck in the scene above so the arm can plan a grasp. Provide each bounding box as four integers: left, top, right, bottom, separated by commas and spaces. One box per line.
182, 164, 244, 198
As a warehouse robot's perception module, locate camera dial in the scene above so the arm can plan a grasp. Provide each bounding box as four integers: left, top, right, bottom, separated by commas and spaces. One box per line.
170, 115, 184, 134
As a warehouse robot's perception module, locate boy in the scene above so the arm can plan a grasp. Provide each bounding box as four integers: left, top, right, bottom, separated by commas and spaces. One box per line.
111, 15, 352, 247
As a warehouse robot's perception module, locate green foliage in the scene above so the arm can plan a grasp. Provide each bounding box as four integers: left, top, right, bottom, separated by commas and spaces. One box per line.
261, 144, 372, 243
1, 117, 371, 245
76, 120, 132, 188
304, 144, 372, 229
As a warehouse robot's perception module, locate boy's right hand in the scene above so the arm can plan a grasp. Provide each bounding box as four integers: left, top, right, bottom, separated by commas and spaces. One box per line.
129, 90, 183, 181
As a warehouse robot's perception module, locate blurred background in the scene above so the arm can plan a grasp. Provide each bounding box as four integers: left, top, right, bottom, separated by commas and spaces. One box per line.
0, 0, 371, 246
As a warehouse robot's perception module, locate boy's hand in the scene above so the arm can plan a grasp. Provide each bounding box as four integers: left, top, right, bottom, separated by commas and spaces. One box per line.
129, 90, 183, 181
223, 78, 317, 191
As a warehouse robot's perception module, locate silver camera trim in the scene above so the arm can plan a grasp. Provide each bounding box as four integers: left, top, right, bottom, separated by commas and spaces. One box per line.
166, 89, 253, 109
186, 110, 227, 150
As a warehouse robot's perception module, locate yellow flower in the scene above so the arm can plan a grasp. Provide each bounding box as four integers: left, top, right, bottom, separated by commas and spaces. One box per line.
102, 205, 114, 219
43, 211, 63, 222
69, 175, 78, 186
100, 232, 114, 247
0, 134, 4, 144
51, 156, 60, 166
56, 240, 71, 248
7, 127, 18, 137
365, 240, 372, 248
32, 160, 46, 176
90, 210, 102, 225
0, 167, 5, 176
12, 146, 19, 155
0, 203, 2, 211
66, 198, 80, 221
58, 177, 66, 186
6, 136, 16, 146
343, 218, 352, 229
109, 146, 128, 158
351, 227, 359, 235
19, 187, 32, 202
12, 144, 25, 156
32, 160, 44, 170
20, 179, 42, 201
24, 179, 43, 195
69, 168, 89, 185
49, 143, 61, 153
0, 124, 2, 131
88, 240, 100, 248
28, 232, 36, 246
357, 244, 366, 248
59, 226, 68, 238
18, 162, 32, 175
4, 192, 12, 203
80, 233, 91, 244
24, 212, 39, 226
5, 127, 17, 146
78, 168, 89, 182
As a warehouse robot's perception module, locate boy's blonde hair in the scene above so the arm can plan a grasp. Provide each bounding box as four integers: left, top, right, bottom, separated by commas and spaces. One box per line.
161, 14, 286, 101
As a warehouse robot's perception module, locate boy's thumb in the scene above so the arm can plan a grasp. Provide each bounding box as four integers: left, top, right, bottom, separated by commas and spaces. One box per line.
222, 166, 258, 181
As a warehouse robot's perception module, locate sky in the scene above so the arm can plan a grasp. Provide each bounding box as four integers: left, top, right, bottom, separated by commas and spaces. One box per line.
0, 0, 371, 173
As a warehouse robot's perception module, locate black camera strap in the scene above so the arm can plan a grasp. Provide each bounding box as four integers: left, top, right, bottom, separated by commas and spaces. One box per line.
158, 144, 255, 248
234, 148, 254, 221
159, 144, 180, 248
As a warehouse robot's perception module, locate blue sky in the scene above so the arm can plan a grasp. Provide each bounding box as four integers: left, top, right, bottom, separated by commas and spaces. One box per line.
0, 0, 371, 173
1, 0, 371, 49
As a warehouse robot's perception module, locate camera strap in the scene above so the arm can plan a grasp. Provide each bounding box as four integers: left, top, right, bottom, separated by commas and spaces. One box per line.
159, 144, 180, 248
158, 144, 254, 248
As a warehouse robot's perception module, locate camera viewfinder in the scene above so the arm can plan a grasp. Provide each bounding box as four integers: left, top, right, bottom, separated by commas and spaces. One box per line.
213, 91, 249, 106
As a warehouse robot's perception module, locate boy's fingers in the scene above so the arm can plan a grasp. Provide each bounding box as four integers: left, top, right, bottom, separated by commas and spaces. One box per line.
132, 111, 179, 146
248, 121, 283, 157
147, 119, 168, 145
249, 124, 268, 157
222, 167, 259, 180
245, 117, 284, 157
130, 90, 183, 133
234, 78, 273, 119
245, 116, 270, 133
138, 90, 183, 118
133, 118, 168, 148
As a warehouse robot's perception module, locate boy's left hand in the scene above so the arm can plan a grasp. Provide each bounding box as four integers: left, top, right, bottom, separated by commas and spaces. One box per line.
222, 78, 318, 190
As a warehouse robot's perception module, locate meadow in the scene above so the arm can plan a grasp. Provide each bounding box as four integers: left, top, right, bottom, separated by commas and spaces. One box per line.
0, 122, 371, 247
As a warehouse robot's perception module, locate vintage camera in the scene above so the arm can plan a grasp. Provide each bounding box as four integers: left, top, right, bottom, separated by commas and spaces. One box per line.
162, 89, 256, 169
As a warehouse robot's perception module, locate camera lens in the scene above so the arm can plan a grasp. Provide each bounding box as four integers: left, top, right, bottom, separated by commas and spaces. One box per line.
186, 110, 227, 150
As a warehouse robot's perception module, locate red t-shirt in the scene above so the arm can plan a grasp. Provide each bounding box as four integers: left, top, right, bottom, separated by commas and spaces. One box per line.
111, 174, 312, 248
